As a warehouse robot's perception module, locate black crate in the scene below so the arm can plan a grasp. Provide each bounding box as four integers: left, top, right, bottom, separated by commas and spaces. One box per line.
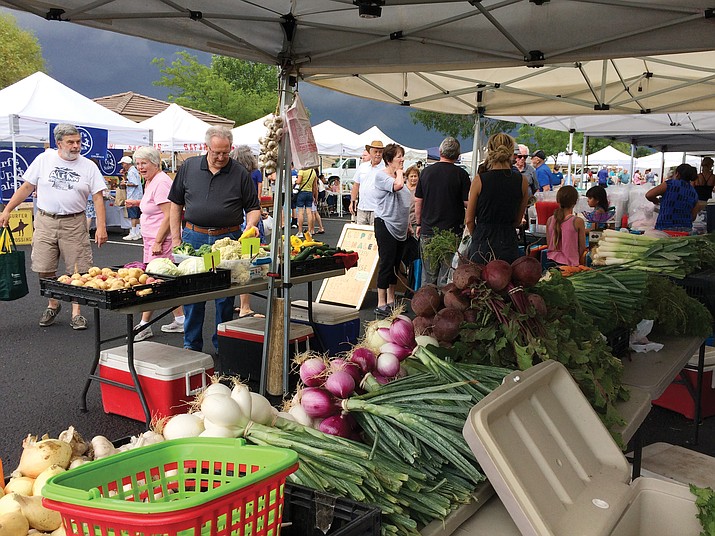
282, 484, 381, 536
676, 269, 715, 317
605, 325, 630, 359
147, 268, 232, 296
39, 278, 177, 309
290, 255, 345, 277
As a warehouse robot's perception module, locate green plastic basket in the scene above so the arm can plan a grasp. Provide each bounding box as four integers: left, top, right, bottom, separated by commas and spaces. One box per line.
42, 438, 298, 514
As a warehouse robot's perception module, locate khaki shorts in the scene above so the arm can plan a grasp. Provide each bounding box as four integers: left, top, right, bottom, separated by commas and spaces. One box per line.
356, 209, 375, 226
32, 211, 92, 274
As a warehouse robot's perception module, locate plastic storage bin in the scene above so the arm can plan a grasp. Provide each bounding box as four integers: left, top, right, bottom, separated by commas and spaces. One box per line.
653, 347, 715, 419
42, 438, 298, 536
217, 316, 313, 389
99, 342, 213, 422
282, 483, 381, 536
463, 360, 701, 536
291, 300, 360, 356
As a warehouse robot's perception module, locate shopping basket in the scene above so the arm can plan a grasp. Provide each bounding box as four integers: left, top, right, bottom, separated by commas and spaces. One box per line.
41, 437, 298, 536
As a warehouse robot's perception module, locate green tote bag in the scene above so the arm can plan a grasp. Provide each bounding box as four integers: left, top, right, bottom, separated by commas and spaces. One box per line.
0, 227, 29, 301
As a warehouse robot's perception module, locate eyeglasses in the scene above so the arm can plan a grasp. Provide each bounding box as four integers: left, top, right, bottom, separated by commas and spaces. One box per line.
515, 155, 527, 159
208, 148, 230, 157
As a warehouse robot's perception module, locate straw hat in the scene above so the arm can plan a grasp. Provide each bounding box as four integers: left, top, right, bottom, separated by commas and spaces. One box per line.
365, 140, 385, 151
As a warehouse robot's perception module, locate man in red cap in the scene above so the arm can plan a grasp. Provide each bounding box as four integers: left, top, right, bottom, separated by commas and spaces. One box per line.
350, 140, 385, 225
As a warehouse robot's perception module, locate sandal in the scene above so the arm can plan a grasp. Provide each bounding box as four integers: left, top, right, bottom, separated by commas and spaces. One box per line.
237, 311, 266, 319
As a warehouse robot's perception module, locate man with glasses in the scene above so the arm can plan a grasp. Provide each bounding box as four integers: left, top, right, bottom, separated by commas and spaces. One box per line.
0, 123, 108, 331
513, 144, 538, 196
169, 126, 261, 352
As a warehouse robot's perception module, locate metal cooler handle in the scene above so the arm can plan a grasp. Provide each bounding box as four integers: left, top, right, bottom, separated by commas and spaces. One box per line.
185, 368, 208, 396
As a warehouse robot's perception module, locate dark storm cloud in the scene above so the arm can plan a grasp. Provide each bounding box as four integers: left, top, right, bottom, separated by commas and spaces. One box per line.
2, 7, 467, 149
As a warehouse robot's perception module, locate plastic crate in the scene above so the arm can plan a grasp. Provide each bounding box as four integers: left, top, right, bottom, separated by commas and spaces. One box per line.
675, 269, 715, 317
40, 278, 177, 309
605, 325, 630, 359
149, 269, 232, 297
282, 483, 380, 536
42, 438, 298, 536
291, 255, 345, 277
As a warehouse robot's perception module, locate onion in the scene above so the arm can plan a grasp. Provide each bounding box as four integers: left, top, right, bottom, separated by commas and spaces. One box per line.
324, 370, 356, 398
330, 358, 363, 383
415, 335, 439, 348
199, 425, 239, 438
250, 392, 275, 425
203, 382, 232, 397
363, 319, 392, 351
299, 357, 328, 387
13, 494, 62, 531
380, 342, 412, 361
201, 394, 247, 427
300, 387, 339, 418
318, 414, 354, 438
377, 327, 393, 343
0, 510, 29, 535
230, 383, 253, 417
32, 465, 65, 497
376, 353, 401, 377
372, 373, 392, 385
389, 316, 416, 349
288, 403, 313, 426
163, 414, 205, 440
349, 347, 377, 374
4, 477, 34, 497
18, 437, 72, 477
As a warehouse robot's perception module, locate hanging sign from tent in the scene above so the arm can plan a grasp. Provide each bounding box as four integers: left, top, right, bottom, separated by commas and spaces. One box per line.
99, 149, 124, 176
285, 92, 319, 170
49, 124, 108, 160
0, 147, 44, 203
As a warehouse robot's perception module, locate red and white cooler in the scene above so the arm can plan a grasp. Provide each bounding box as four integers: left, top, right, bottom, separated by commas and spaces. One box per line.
99, 341, 214, 421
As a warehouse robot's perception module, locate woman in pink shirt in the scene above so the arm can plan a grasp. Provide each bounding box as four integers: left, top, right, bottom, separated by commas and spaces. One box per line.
546, 185, 586, 267
126, 146, 184, 340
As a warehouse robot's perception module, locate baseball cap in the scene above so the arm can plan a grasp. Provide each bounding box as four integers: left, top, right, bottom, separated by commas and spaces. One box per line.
531, 150, 546, 160
119, 156, 133, 164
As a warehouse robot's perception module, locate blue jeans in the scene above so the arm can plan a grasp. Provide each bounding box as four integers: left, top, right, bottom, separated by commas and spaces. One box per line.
180, 227, 241, 351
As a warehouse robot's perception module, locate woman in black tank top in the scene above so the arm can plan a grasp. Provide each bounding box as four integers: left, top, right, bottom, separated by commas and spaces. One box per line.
465, 133, 530, 264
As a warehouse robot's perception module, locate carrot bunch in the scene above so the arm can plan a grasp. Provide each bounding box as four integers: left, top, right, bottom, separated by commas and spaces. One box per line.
558, 265, 592, 277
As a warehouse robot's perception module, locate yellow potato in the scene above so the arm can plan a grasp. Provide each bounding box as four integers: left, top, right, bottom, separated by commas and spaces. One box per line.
117, 268, 129, 278
101, 267, 112, 276
88, 267, 101, 277
138, 274, 149, 284
70, 280, 84, 287
70, 273, 81, 280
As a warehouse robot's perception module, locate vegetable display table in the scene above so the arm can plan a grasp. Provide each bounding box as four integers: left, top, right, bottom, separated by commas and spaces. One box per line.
77, 269, 345, 426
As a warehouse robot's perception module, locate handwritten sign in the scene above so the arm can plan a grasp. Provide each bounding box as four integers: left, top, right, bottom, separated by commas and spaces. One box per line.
317, 224, 378, 309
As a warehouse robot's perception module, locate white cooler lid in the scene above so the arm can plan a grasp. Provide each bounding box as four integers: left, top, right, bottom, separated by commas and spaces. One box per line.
291, 299, 360, 325
218, 316, 314, 339
463, 361, 632, 536
99, 341, 213, 380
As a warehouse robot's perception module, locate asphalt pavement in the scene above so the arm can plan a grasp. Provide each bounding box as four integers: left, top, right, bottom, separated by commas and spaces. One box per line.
1, 214, 713, 477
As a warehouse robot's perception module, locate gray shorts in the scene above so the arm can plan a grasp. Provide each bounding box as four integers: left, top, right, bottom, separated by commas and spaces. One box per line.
32, 211, 93, 274
356, 209, 374, 226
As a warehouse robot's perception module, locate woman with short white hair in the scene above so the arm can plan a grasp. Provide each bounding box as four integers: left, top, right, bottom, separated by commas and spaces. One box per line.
125, 145, 184, 340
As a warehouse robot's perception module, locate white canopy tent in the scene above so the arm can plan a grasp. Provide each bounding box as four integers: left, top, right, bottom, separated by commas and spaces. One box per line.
356, 126, 427, 163
0, 71, 151, 147
138, 103, 211, 152
231, 114, 272, 155
311, 120, 363, 157
585, 146, 633, 168
635, 151, 702, 171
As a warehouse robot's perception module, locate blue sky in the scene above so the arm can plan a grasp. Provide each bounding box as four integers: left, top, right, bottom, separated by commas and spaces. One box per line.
2, 7, 471, 151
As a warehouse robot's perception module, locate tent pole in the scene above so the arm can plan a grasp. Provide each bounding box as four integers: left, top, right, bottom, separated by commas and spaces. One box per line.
630, 142, 636, 188
567, 129, 574, 186
582, 135, 588, 189
259, 70, 294, 397
470, 112, 481, 175
11, 115, 18, 204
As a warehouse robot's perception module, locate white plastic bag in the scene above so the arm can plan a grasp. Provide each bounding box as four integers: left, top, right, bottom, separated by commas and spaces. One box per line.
629, 319, 664, 353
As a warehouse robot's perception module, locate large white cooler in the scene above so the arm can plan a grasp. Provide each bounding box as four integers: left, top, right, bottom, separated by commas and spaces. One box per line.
99, 342, 213, 422
290, 300, 360, 356
463, 360, 701, 536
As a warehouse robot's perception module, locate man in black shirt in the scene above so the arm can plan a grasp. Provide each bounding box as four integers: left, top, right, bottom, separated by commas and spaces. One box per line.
169, 126, 261, 351
414, 137, 471, 285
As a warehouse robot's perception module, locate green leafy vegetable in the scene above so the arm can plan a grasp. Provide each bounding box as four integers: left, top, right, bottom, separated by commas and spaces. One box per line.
196, 243, 213, 256
422, 229, 459, 268
172, 242, 196, 255
690, 484, 715, 536
642, 276, 713, 337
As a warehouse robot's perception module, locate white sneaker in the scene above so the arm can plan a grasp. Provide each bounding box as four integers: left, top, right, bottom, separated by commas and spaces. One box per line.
122, 233, 135, 241
131, 232, 142, 241
161, 320, 184, 333
133, 325, 153, 342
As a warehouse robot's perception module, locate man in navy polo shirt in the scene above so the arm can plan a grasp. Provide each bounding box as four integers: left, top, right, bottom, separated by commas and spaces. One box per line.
169, 126, 261, 352
531, 150, 553, 192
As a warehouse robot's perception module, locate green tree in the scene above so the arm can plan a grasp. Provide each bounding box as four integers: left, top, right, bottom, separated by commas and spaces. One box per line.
411, 110, 516, 143
153, 52, 278, 125
0, 12, 44, 89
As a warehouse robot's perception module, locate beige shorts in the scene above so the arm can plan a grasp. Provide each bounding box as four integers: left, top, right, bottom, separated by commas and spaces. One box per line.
356, 209, 375, 226
31, 211, 92, 275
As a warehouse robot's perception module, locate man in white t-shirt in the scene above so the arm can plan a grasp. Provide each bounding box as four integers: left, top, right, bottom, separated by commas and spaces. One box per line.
350, 140, 385, 225
0, 123, 108, 330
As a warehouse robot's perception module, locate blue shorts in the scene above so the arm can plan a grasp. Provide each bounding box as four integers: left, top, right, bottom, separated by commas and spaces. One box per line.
126, 206, 141, 219
296, 190, 313, 208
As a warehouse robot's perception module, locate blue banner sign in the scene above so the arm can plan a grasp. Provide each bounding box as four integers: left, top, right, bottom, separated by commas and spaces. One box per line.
0, 147, 44, 203
99, 149, 123, 176
49, 124, 108, 160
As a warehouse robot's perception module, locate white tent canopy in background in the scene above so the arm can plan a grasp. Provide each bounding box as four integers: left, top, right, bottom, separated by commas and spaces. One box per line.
0, 72, 150, 147
231, 114, 271, 155
138, 103, 210, 152
356, 126, 427, 163
635, 152, 702, 171
584, 146, 633, 167
311, 120, 362, 157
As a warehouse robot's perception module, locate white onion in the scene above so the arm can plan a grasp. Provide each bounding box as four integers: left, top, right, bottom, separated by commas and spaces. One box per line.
250, 392, 275, 425
199, 424, 240, 438
201, 394, 247, 428
231, 383, 253, 418
288, 403, 313, 426
163, 413, 204, 440
203, 382, 232, 397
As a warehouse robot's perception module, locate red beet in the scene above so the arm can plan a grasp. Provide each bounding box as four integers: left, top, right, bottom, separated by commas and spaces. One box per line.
411, 284, 442, 316
443, 289, 469, 311
527, 293, 548, 317
432, 307, 464, 343
441, 282, 457, 293
481, 260, 512, 292
453, 263, 482, 290
412, 315, 434, 335
463, 308, 478, 323
511, 256, 543, 288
